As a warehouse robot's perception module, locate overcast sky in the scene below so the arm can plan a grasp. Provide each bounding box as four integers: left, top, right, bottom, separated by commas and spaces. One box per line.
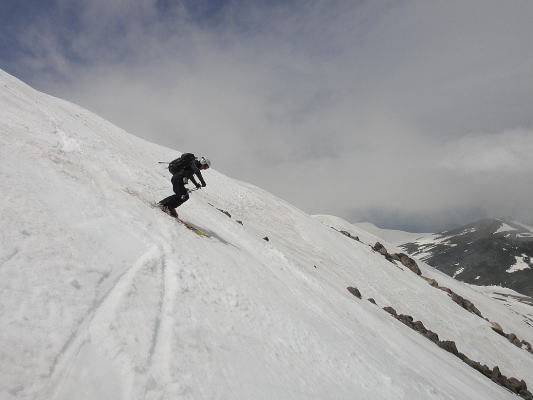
1, 0, 533, 232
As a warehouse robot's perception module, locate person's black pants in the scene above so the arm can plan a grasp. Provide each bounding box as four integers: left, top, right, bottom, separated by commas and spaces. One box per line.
159, 173, 189, 208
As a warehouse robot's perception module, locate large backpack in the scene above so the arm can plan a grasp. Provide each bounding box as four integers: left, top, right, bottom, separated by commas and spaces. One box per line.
168, 153, 196, 175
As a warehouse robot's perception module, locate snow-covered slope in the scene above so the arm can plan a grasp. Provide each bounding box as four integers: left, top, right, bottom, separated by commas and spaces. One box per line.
2, 69, 533, 400
352, 221, 428, 246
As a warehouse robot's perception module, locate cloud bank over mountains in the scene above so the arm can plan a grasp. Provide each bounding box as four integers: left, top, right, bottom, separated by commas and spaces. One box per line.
2, 0, 533, 231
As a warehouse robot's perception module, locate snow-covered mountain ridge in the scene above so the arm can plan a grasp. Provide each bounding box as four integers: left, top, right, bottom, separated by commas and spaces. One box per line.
1, 69, 533, 400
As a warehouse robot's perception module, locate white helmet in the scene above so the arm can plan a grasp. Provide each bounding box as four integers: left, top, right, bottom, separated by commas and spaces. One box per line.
199, 157, 211, 168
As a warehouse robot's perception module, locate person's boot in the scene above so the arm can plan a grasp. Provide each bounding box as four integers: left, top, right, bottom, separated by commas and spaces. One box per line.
168, 208, 178, 218
157, 203, 173, 217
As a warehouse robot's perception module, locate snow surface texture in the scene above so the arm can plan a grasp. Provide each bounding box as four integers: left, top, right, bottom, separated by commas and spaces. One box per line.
352, 221, 427, 246
1, 69, 533, 400
507, 255, 532, 273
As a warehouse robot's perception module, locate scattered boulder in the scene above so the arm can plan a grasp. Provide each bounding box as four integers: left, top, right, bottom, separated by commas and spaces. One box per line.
424, 331, 439, 343
263, 236, 269, 241
383, 306, 397, 316
450, 293, 483, 317
490, 322, 504, 335
372, 242, 396, 262
422, 277, 439, 287
394, 253, 422, 275
397, 314, 414, 326
521, 340, 533, 353
236, 220, 243, 225
367, 298, 377, 305
520, 390, 533, 400
508, 378, 526, 393
489, 322, 533, 355
438, 286, 454, 295
491, 366, 501, 380
412, 320, 427, 334
373, 242, 388, 256
340, 230, 360, 241
216, 208, 232, 218
390, 253, 401, 261
438, 340, 459, 356
347, 287, 362, 299
381, 304, 533, 400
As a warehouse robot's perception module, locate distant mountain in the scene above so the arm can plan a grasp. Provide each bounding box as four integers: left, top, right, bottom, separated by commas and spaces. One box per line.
400, 218, 533, 297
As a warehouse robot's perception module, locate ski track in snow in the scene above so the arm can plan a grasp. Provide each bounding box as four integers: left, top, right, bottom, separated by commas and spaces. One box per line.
46, 244, 160, 393
45, 208, 193, 400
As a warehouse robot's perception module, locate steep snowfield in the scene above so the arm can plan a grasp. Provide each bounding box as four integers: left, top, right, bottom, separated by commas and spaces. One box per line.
1, 69, 533, 400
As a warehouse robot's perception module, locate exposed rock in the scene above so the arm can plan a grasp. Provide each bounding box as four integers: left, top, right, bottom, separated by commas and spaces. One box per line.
424, 331, 439, 343
438, 340, 459, 356
397, 218, 533, 298
450, 292, 483, 317
347, 287, 362, 299
373, 242, 388, 255
381, 304, 533, 400
434, 284, 485, 318
507, 333, 518, 342
507, 378, 527, 393
438, 286, 454, 294
236, 220, 243, 225
373, 242, 396, 262
397, 314, 414, 326
394, 253, 422, 275
216, 208, 232, 218
422, 277, 439, 287
490, 323, 533, 355
390, 253, 401, 261
490, 322, 504, 335
412, 320, 427, 334
367, 298, 376, 305
491, 366, 501, 380
340, 230, 359, 241
263, 236, 269, 241
383, 306, 397, 316
522, 341, 533, 352
476, 363, 491, 377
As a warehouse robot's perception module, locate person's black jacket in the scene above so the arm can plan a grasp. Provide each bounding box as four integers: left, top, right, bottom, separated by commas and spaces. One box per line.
171, 159, 206, 193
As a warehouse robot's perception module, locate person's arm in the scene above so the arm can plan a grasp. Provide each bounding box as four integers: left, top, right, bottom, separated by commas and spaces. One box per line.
191, 160, 206, 187
190, 160, 205, 189
195, 171, 206, 187
190, 175, 200, 188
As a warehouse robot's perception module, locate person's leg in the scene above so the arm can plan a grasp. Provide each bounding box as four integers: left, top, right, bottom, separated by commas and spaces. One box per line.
158, 195, 180, 217
159, 194, 177, 207
175, 192, 189, 207
172, 174, 190, 208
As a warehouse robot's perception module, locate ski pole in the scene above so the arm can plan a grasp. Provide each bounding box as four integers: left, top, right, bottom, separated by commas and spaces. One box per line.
158, 161, 169, 165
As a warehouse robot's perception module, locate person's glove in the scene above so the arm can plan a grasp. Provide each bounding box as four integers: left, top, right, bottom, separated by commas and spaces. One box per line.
195, 184, 201, 189
201, 182, 206, 187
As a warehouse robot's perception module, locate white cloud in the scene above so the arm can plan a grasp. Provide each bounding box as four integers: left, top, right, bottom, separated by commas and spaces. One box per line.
8, 0, 533, 230
439, 130, 533, 174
